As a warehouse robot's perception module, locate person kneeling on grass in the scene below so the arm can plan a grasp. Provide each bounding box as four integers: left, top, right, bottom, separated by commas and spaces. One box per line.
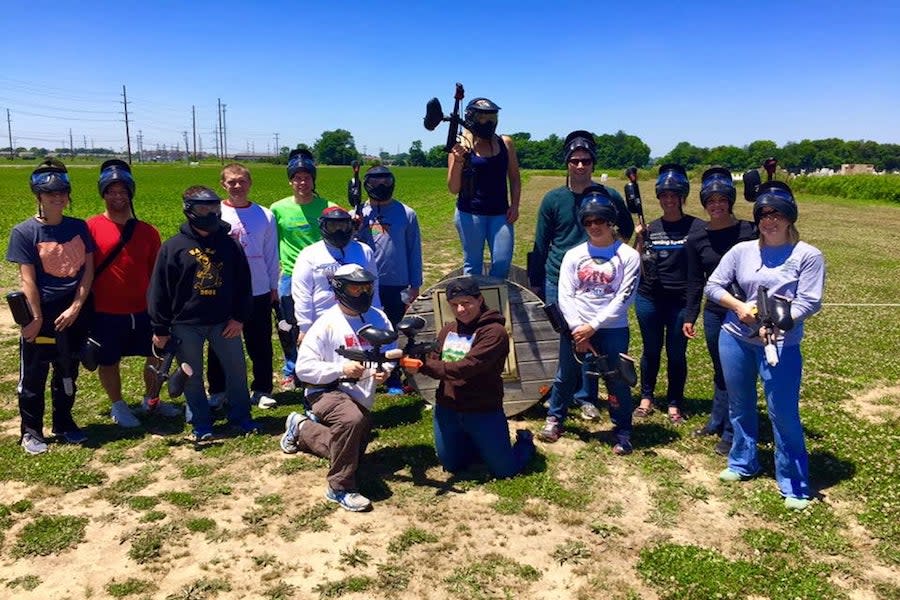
280, 264, 396, 512
405, 277, 535, 478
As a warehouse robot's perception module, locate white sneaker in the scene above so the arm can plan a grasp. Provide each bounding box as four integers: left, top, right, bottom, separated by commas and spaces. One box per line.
253, 391, 277, 409
142, 396, 181, 418
208, 392, 227, 409
325, 487, 372, 512
110, 400, 141, 428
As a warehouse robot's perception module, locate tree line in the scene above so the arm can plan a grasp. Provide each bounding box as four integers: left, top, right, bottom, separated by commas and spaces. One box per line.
300, 130, 899, 173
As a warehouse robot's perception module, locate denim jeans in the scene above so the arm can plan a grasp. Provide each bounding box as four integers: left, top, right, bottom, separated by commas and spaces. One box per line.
545, 279, 592, 424
719, 332, 809, 500
174, 322, 251, 433
454, 209, 513, 279
278, 273, 296, 378
433, 403, 535, 479
702, 308, 733, 442
635, 292, 688, 409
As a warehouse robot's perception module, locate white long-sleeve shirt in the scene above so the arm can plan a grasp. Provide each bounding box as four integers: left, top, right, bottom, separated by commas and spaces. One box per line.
558, 239, 641, 331
221, 202, 280, 297
295, 304, 395, 409
290, 240, 381, 333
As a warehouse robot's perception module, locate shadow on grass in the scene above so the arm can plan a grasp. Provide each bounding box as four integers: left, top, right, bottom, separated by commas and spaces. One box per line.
372, 397, 427, 429
809, 449, 856, 492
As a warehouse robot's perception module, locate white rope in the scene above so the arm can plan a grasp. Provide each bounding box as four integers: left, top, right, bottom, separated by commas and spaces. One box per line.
823, 303, 900, 307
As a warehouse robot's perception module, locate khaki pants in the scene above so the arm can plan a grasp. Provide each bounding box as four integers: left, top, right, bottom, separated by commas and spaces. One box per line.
299, 390, 371, 492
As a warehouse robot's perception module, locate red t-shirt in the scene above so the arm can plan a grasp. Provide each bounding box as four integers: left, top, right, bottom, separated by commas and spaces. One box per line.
87, 214, 162, 314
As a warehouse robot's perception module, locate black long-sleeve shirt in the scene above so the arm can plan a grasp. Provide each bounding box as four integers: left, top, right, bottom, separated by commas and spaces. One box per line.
148, 222, 252, 335
637, 215, 703, 300
683, 219, 757, 324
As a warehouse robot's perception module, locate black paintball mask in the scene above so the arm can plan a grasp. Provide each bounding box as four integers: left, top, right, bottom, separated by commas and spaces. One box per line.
364, 166, 395, 202
183, 187, 222, 233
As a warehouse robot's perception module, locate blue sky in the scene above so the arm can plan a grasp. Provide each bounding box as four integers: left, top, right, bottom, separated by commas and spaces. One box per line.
1, 0, 897, 158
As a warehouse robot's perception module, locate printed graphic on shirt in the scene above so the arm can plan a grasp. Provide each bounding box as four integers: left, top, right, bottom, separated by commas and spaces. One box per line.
369, 215, 390, 238
189, 247, 223, 295
313, 262, 341, 286
574, 255, 622, 297
441, 331, 474, 362
37, 236, 86, 277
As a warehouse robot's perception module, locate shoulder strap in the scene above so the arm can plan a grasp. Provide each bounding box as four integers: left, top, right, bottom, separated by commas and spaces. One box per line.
95, 218, 138, 277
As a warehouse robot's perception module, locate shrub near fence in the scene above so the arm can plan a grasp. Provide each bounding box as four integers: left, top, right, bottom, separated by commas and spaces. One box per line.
790, 174, 900, 203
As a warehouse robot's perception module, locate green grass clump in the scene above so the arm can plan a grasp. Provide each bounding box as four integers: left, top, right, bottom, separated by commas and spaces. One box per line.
443, 552, 541, 599
313, 575, 373, 599
637, 543, 844, 600
185, 517, 216, 533
105, 577, 156, 597
387, 526, 438, 554
12, 514, 88, 557
0, 442, 104, 490
6, 574, 41, 591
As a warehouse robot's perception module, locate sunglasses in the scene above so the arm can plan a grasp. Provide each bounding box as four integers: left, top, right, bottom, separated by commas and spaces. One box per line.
583, 218, 609, 227
758, 210, 785, 221
568, 158, 593, 167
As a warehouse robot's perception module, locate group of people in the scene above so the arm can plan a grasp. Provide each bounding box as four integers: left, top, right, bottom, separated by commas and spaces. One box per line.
523, 124, 824, 510
7, 101, 825, 512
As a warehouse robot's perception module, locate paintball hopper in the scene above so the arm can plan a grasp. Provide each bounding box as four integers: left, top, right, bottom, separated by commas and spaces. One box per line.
6, 291, 33, 326
742, 168, 762, 202
397, 315, 435, 358
424, 98, 444, 131
80, 338, 102, 372
357, 324, 398, 348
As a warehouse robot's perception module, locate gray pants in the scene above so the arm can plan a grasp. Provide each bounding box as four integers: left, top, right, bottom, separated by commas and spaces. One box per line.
299, 390, 371, 492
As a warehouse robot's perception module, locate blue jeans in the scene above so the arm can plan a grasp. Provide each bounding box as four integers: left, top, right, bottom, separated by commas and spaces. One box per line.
544, 279, 594, 419
702, 309, 733, 442
635, 292, 688, 409
433, 404, 535, 479
174, 322, 251, 433
454, 209, 513, 279
719, 332, 809, 500
278, 273, 296, 378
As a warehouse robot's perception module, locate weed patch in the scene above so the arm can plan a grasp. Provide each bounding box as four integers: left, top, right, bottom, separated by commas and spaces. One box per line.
12, 514, 87, 557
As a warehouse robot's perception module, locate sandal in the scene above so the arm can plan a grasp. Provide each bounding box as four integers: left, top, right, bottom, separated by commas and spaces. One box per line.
633, 404, 655, 418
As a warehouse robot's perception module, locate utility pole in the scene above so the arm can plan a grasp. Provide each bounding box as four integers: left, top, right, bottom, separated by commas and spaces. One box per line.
191, 105, 197, 161
182, 131, 190, 162
274, 133, 279, 157
6, 109, 13, 160
222, 103, 228, 160
69, 128, 74, 155
122, 85, 133, 164
216, 98, 224, 164
137, 130, 143, 163
83, 134, 87, 150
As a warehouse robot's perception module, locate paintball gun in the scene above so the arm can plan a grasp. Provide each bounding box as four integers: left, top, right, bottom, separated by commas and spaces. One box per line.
424, 83, 476, 200
336, 324, 403, 380
146, 337, 192, 409
623, 167, 646, 232
272, 301, 298, 361
541, 302, 637, 387
347, 160, 362, 218
395, 315, 436, 372
424, 82, 466, 152
752, 285, 794, 367
6, 291, 81, 394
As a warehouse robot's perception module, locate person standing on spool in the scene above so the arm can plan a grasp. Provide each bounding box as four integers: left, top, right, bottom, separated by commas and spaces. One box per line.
447, 97, 520, 279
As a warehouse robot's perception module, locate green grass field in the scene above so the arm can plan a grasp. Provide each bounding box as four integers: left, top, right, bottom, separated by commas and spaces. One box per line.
0, 162, 898, 599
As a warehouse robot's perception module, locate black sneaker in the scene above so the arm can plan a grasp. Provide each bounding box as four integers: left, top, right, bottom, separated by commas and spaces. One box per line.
714, 438, 731, 456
